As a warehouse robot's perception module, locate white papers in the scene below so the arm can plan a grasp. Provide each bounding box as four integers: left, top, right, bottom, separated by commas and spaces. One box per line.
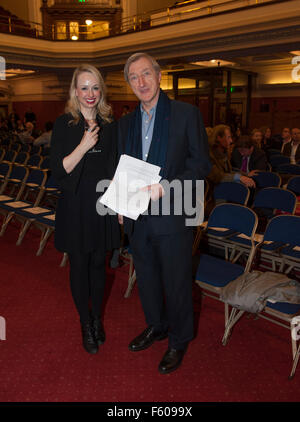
100, 154, 161, 220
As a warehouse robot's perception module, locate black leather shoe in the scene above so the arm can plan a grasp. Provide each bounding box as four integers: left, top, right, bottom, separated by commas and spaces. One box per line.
81, 323, 98, 354
158, 348, 186, 374
129, 326, 168, 352
92, 318, 106, 346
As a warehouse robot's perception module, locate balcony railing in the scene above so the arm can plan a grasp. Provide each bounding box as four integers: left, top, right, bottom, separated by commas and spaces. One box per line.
0, 0, 289, 41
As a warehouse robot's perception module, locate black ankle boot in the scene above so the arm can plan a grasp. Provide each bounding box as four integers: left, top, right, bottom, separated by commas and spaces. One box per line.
81, 322, 98, 354
92, 318, 106, 346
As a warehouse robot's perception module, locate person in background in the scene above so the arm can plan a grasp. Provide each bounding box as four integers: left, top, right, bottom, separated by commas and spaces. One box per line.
271, 127, 291, 152
24, 107, 36, 125
231, 135, 268, 175
0, 118, 9, 136
207, 125, 256, 188
8, 110, 20, 131
50, 64, 120, 355
260, 126, 272, 151
17, 121, 35, 144
250, 128, 263, 149
33, 121, 53, 147
15, 119, 25, 133
121, 105, 130, 116
282, 127, 300, 164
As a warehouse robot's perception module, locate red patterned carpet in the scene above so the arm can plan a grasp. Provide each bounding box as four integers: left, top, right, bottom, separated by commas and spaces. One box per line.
0, 222, 299, 403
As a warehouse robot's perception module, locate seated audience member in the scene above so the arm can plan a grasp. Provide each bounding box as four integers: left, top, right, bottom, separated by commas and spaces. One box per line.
121, 105, 130, 116
15, 119, 25, 133
33, 121, 53, 147
0, 118, 9, 135
24, 107, 36, 125
205, 126, 213, 139
251, 128, 263, 149
271, 127, 291, 151
282, 127, 300, 164
205, 125, 255, 215
260, 126, 272, 151
233, 126, 241, 142
206, 125, 256, 188
8, 111, 20, 131
231, 135, 268, 175
17, 121, 35, 144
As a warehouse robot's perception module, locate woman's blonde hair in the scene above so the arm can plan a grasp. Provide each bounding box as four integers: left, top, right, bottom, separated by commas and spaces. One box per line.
65, 64, 112, 124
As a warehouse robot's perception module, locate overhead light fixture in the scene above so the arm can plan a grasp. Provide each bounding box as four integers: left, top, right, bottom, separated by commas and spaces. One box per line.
85, 19, 93, 26
5, 69, 35, 78
71, 35, 78, 40
191, 59, 235, 67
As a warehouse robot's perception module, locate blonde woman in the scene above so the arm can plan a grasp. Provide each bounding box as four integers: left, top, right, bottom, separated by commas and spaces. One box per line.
50, 65, 120, 354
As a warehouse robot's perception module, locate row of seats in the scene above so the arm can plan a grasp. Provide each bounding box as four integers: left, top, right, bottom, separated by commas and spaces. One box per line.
192, 173, 300, 379
267, 149, 300, 175
0, 148, 50, 170
0, 138, 50, 156
0, 161, 62, 263
195, 202, 300, 380
121, 175, 300, 379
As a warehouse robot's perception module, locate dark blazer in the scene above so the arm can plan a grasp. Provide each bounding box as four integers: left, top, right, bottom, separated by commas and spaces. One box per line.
231, 146, 268, 172
282, 142, 300, 163
118, 98, 211, 236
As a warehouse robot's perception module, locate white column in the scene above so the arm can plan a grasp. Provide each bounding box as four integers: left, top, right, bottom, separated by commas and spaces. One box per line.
27, 0, 43, 25
122, 0, 138, 21
121, 0, 138, 31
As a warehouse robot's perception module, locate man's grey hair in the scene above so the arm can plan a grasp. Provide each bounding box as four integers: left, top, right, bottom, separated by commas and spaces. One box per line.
124, 52, 161, 83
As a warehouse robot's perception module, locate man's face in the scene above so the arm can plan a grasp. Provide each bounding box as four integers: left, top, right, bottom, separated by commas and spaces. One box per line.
238, 146, 253, 157
252, 131, 262, 146
127, 57, 161, 110
265, 128, 271, 138
218, 128, 232, 149
282, 128, 290, 140
25, 122, 33, 132
291, 128, 300, 142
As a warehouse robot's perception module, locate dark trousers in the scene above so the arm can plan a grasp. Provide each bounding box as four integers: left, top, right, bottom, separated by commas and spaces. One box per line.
129, 217, 194, 350
68, 249, 106, 324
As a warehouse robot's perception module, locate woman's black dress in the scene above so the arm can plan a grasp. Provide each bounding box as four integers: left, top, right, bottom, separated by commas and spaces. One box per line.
50, 113, 120, 254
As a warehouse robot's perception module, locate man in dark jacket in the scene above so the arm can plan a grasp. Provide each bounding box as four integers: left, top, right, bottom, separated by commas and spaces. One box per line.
231, 135, 268, 174
118, 52, 211, 374
282, 128, 300, 164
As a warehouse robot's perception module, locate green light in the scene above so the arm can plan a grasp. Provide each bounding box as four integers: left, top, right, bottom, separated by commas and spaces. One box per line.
225, 87, 235, 93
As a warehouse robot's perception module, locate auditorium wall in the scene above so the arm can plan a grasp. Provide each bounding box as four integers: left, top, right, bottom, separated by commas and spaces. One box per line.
0, 0, 30, 22
4, 72, 300, 131
137, 0, 175, 15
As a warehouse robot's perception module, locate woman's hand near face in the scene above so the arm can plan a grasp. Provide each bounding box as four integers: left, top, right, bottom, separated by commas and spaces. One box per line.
62, 123, 99, 174
80, 124, 100, 152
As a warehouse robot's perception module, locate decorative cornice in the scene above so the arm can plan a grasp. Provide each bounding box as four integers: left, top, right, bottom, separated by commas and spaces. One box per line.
1, 2, 300, 71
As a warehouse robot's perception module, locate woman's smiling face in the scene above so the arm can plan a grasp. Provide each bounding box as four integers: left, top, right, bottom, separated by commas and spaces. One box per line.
75, 71, 101, 112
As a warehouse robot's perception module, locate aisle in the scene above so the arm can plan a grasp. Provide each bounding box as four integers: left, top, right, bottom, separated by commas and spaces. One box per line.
0, 223, 299, 402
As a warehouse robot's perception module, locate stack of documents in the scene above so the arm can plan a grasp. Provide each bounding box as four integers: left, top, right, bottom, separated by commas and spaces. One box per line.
100, 154, 161, 220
